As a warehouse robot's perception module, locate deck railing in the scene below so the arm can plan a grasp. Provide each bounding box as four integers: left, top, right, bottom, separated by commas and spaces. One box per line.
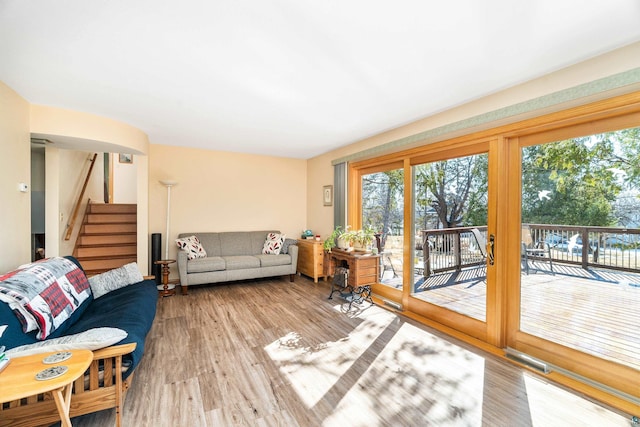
526, 224, 640, 273
421, 224, 640, 277
421, 226, 487, 277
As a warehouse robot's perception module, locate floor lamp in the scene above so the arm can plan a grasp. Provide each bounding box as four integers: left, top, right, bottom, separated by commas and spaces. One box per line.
160, 180, 178, 259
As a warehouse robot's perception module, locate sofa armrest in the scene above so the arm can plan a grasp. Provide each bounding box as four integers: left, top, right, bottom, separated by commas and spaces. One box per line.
92, 342, 137, 359
177, 251, 189, 287
288, 244, 299, 273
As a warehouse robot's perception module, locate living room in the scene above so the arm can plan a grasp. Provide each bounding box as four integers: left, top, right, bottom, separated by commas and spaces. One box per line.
1, 2, 640, 425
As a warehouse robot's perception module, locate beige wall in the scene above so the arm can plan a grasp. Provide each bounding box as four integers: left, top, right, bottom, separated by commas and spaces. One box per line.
149, 145, 307, 265
57, 150, 105, 256
112, 153, 138, 203
306, 42, 640, 238
30, 105, 149, 155
0, 82, 31, 271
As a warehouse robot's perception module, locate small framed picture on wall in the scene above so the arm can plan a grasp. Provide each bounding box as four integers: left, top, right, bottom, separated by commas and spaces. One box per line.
323, 185, 333, 206
119, 153, 133, 164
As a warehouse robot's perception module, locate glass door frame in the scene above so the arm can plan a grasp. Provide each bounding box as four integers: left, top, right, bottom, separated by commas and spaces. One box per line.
350, 137, 503, 347
350, 159, 405, 305
504, 107, 640, 400
346, 91, 640, 408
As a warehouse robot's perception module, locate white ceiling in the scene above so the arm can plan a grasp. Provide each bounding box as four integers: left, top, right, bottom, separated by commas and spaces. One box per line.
2, 1, 640, 159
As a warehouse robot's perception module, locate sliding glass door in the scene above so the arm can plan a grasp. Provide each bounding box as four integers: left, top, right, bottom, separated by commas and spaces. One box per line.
359, 163, 405, 303
410, 153, 489, 322
404, 140, 495, 342
507, 123, 640, 399
350, 93, 640, 406
353, 140, 495, 341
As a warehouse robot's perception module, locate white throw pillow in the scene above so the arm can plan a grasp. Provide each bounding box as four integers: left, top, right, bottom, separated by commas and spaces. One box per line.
262, 232, 286, 255
175, 235, 207, 260
6, 327, 128, 358
89, 262, 144, 299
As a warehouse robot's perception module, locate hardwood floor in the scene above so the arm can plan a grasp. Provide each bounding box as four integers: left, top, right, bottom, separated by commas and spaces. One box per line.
72, 276, 631, 426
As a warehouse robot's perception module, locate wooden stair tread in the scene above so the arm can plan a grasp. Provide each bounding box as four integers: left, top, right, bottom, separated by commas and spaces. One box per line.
78, 242, 138, 248
75, 255, 137, 260
73, 203, 138, 275
82, 231, 138, 237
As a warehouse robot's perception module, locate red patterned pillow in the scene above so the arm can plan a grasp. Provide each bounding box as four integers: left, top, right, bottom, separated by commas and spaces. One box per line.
0, 257, 92, 339
175, 235, 207, 260
262, 232, 286, 255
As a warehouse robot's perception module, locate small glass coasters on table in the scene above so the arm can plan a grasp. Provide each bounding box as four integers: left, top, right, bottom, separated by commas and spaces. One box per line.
35, 365, 68, 381
43, 351, 72, 364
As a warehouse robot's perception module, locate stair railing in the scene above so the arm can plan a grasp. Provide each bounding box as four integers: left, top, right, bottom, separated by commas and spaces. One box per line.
64, 153, 98, 241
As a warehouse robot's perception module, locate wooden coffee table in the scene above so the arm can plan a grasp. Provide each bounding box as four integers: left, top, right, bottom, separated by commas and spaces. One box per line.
0, 349, 93, 427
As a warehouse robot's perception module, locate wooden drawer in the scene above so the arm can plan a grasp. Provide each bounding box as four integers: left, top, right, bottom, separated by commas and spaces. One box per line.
296, 239, 326, 283
327, 249, 380, 288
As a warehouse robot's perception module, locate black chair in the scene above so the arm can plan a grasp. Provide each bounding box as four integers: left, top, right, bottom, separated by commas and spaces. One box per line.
521, 226, 554, 275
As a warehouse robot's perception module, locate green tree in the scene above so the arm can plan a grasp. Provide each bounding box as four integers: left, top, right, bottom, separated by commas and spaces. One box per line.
521, 135, 623, 226
599, 127, 640, 189
362, 169, 404, 244
414, 154, 488, 229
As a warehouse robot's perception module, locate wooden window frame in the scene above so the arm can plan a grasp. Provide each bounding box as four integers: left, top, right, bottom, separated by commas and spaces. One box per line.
347, 91, 640, 412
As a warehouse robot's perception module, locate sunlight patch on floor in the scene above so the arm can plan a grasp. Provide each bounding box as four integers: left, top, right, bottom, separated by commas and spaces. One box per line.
323, 322, 485, 426
522, 373, 628, 425
263, 305, 397, 408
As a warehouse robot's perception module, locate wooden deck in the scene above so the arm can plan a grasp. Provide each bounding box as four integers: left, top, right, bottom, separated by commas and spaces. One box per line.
403, 261, 640, 370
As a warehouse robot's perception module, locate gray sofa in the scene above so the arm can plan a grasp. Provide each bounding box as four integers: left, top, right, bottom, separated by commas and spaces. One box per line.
176, 230, 298, 294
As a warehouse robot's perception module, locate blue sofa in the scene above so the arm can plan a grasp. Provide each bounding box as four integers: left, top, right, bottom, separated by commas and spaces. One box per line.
0, 256, 157, 427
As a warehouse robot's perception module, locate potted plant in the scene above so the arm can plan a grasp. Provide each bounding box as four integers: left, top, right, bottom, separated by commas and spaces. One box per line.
352, 225, 376, 251
323, 226, 343, 252
338, 226, 357, 250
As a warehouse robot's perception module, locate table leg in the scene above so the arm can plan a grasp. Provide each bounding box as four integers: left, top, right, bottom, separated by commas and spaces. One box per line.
159, 263, 175, 297
51, 384, 73, 427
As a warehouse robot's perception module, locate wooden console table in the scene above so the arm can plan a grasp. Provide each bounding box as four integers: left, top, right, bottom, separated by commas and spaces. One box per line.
326, 248, 380, 288
327, 249, 380, 308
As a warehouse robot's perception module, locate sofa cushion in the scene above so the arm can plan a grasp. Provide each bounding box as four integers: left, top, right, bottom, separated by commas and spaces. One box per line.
187, 256, 226, 273
262, 232, 285, 255
64, 279, 157, 379
219, 233, 255, 256
175, 235, 207, 260
214, 231, 279, 256
6, 327, 127, 358
0, 257, 92, 339
223, 255, 260, 270
192, 233, 221, 256
256, 254, 292, 267
89, 262, 144, 299
281, 238, 297, 254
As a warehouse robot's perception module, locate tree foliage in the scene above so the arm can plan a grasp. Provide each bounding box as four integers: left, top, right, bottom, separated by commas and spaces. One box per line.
361, 127, 640, 234
414, 154, 488, 229
362, 169, 404, 238
521, 128, 640, 226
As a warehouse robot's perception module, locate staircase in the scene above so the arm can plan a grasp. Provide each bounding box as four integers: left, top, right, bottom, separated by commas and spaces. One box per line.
73, 203, 137, 276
